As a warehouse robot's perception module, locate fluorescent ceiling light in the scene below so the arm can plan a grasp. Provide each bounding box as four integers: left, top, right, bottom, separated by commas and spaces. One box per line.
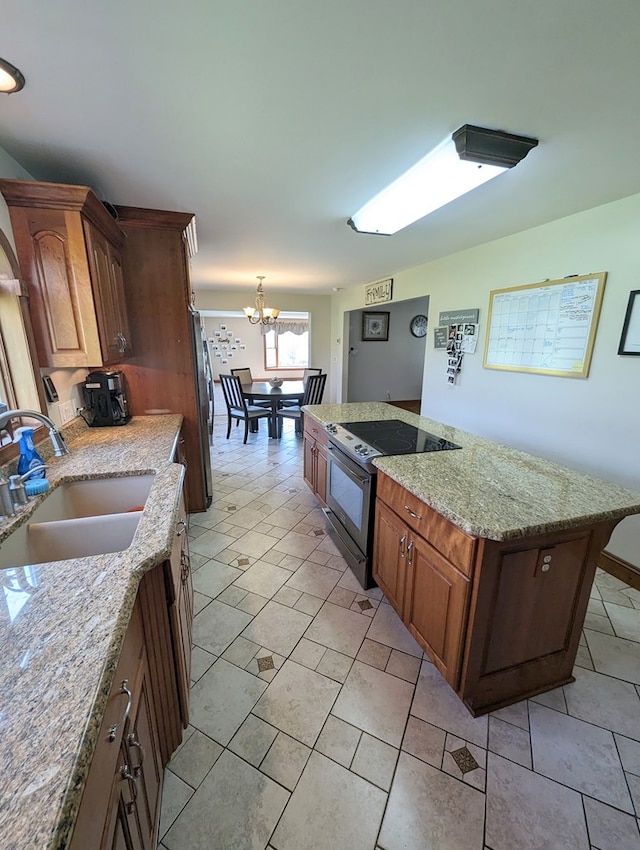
348, 124, 538, 235
0, 57, 25, 94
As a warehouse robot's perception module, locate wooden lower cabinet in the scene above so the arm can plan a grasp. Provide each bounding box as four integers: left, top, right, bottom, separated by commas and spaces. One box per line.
303, 419, 328, 505
70, 491, 194, 848
373, 471, 617, 715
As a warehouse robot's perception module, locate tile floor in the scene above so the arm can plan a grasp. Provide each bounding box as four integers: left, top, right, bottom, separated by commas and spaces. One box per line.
157, 412, 640, 850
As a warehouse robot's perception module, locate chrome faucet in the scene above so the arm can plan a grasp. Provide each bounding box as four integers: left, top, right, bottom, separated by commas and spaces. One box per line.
0, 410, 70, 457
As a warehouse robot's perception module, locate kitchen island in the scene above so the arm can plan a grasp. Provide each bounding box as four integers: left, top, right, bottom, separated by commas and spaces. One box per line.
304, 402, 640, 714
0, 415, 186, 850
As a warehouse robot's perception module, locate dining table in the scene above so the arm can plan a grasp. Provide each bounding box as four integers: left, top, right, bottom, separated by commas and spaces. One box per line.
241, 380, 306, 438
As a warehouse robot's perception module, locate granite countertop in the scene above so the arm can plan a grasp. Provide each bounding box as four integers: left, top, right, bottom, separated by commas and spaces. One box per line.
0, 415, 184, 850
304, 402, 640, 540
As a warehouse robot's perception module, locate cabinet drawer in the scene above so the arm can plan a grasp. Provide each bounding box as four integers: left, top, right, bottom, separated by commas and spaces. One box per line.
377, 472, 476, 576
304, 417, 328, 446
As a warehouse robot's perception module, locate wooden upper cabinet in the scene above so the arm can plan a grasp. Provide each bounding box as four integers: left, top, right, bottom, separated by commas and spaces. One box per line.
0, 178, 132, 368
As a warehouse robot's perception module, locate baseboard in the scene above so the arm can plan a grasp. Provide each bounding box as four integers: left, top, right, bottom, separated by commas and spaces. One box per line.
598, 550, 640, 591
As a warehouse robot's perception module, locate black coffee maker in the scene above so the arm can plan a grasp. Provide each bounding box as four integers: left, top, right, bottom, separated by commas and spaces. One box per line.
82, 370, 130, 427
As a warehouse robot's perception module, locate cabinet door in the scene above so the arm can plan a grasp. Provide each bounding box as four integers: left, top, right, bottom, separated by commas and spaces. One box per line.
109, 246, 133, 356
405, 534, 470, 688
167, 491, 193, 727
101, 743, 143, 850
303, 435, 316, 493
372, 500, 408, 617
84, 220, 129, 363
124, 649, 163, 850
315, 442, 328, 506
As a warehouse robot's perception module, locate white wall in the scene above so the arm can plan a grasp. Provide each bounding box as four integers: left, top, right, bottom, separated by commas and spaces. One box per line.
331, 192, 640, 567
194, 289, 332, 387
347, 296, 428, 402
0, 146, 32, 252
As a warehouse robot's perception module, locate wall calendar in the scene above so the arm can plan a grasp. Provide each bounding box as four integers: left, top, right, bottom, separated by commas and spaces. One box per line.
483, 273, 607, 379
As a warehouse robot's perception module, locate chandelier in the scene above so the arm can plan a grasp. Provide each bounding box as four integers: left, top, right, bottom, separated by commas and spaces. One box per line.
243, 276, 280, 325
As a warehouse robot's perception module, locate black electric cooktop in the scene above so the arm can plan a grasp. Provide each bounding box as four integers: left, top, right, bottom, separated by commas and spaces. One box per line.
341, 419, 461, 454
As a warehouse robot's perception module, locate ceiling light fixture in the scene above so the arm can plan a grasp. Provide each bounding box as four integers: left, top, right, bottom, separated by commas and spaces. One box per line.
0, 57, 25, 94
244, 276, 280, 325
347, 124, 538, 236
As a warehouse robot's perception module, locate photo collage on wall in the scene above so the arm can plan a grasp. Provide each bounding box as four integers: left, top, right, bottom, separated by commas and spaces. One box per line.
445, 323, 478, 384
209, 324, 246, 368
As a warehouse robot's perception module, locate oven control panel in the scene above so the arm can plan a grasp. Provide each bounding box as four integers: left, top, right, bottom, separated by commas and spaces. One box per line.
325, 423, 382, 463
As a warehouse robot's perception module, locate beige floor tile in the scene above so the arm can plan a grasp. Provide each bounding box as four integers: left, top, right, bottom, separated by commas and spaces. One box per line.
158, 770, 193, 841
241, 600, 313, 657
190, 658, 267, 746
233, 560, 295, 598
274, 529, 322, 559
529, 685, 568, 713
192, 599, 253, 656
615, 733, 640, 774
216, 584, 248, 607
583, 797, 640, 850
489, 700, 530, 730
233, 528, 283, 559
411, 660, 488, 748
285, 562, 341, 599
272, 585, 303, 607
192, 591, 211, 616
564, 667, 640, 740
315, 715, 361, 767
191, 559, 243, 598
228, 714, 279, 766
488, 716, 532, 769
385, 649, 421, 683
253, 659, 341, 747
332, 660, 414, 748
236, 590, 270, 616
356, 638, 392, 670
365, 603, 422, 657
164, 750, 289, 850
401, 715, 445, 768
189, 528, 238, 559
293, 592, 324, 616
485, 753, 588, 850
316, 648, 353, 683
289, 637, 326, 670
604, 602, 640, 642
327, 586, 357, 609
304, 601, 370, 657
351, 733, 398, 791
190, 645, 217, 682
270, 751, 386, 850
379, 752, 485, 850
529, 701, 633, 812
222, 635, 261, 669
586, 628, 640, 685
167, 729, 223, 788
260, 731, 312, 791
584, 611, 615, 635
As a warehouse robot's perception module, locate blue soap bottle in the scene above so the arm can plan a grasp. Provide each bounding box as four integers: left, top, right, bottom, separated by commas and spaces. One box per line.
16, 427, 46, 479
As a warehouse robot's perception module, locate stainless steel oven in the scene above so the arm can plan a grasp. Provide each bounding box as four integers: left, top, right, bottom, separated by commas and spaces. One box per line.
323, 443, 376, 589
321, 419, 462, 590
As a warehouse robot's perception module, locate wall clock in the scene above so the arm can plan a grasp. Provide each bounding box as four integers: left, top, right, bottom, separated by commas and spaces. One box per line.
410, 314, 427, 338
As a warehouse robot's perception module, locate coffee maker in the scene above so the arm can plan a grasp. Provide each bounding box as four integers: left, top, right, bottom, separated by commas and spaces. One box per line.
82, 370, 130, 427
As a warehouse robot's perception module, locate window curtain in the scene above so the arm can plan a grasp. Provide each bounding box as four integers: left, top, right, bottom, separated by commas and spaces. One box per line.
261, 319, 309, 336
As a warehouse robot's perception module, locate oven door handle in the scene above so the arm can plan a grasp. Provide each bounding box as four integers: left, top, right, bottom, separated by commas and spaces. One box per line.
326, 444, 371, 485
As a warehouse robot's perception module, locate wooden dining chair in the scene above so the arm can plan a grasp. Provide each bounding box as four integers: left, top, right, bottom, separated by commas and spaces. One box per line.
219, 373, 271, 443
231, 367, 270, 409
276, 373, 326, 436
280, 367, 322, 409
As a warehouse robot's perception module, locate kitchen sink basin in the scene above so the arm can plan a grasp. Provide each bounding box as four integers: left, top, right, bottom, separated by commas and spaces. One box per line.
24, 474, 156, 523
0, 512, 142, 570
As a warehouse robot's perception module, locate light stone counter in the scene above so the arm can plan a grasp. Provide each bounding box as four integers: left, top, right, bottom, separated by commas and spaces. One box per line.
0, 415, 184, 850
304, 402, 640, 540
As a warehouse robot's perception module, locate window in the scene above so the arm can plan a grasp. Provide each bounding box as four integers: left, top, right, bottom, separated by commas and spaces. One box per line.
263, 318, 309, 370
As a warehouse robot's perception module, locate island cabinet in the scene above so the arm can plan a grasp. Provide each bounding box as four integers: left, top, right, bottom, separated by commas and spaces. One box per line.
0, 179, 132, 368
303, 417, 328, 505
373, 471, 617, 715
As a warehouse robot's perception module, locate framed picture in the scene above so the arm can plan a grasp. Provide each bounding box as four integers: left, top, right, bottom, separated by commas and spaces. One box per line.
362, 311, 390, 341
618, 290, 640, 355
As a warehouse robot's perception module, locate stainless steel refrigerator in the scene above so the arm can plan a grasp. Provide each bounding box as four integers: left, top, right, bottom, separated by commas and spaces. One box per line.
190, 308, 213, 508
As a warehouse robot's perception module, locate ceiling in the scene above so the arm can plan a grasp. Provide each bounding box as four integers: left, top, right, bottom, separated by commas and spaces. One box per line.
2, 1, 640, 295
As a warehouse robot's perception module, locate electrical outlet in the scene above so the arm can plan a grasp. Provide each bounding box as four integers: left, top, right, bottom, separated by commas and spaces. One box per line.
59, 400, 75, 424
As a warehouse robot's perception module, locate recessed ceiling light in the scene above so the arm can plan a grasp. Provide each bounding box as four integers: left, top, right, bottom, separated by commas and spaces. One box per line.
0, 57, 26, 94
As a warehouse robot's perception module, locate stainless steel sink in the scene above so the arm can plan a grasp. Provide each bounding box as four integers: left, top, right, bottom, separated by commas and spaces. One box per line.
0, 474, 154, 570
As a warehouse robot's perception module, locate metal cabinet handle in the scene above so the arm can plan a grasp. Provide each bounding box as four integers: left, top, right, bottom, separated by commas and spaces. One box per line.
120, 762, 139, 814
127, 731, 145, 778
404, 505, 422, 520
399, 534, 407, 558
407, 540, 414, 566
176, 518, 188, 537
181, 550, 191, 583
108, 679, 132, 742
